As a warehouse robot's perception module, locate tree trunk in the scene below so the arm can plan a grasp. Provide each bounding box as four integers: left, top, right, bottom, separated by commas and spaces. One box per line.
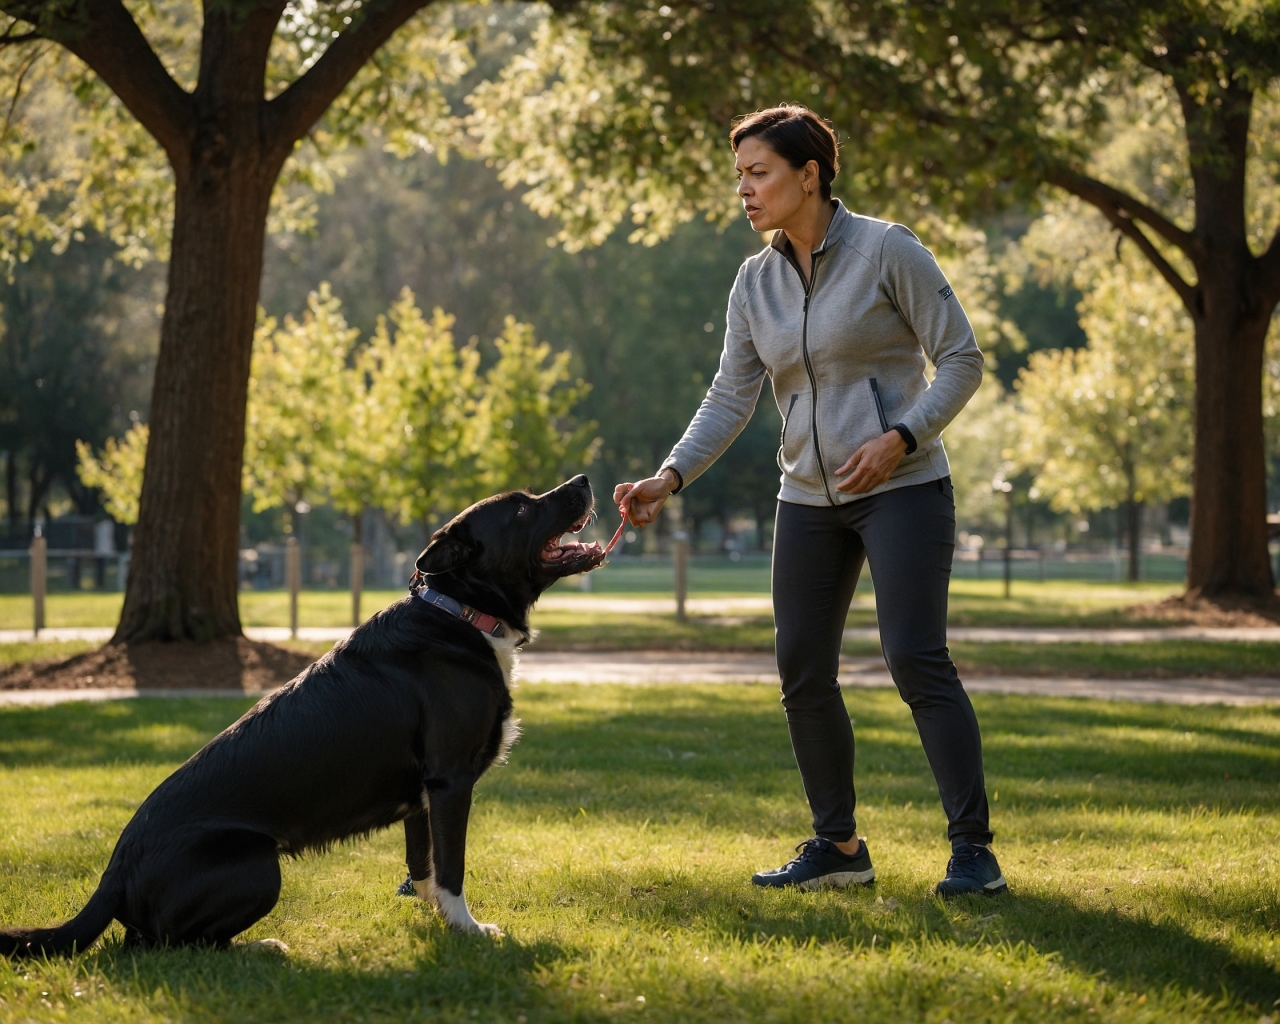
112, 147, 276, 643
5, 451, 15, 534
26, 463, 48, 527
1186, 306, 1274, 597
1178, 81, 1277, 600
1126, 497, 1142, 583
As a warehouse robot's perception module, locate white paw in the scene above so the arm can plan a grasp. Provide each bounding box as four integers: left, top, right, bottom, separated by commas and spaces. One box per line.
432, 885, 502, 936
244, 938, 290, 954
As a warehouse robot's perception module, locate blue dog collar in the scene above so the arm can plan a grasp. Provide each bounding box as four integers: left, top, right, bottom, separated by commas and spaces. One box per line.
417, 587, 508, 639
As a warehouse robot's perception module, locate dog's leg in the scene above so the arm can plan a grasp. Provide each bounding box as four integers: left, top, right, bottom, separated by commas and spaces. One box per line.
424, 776, 501, 937
403, 810, 433, 899
141, 829, 282, 948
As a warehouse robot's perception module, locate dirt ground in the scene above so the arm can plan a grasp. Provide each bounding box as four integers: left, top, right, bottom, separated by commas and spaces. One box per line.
1126, 592, 1280, 627
0, 638, 316, 692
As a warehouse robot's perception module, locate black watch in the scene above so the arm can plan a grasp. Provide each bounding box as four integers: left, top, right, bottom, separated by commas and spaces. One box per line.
891, 423, 917, 455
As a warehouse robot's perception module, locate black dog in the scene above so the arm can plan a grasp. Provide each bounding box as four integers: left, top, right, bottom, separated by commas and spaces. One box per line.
0, 475, 606, 955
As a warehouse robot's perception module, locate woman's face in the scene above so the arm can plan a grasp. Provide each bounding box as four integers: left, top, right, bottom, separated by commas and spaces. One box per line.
735, 136, 816, 233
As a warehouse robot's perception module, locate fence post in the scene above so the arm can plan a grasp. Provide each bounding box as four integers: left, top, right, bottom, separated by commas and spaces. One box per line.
350, 542, 364, 628
286, 536, 300, 639
673, 530, 689, 623
1003, 488, 1014, 600
30, 531, 46, 638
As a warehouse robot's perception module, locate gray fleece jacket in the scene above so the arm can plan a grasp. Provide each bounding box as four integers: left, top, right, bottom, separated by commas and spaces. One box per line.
661, 201, 984, 506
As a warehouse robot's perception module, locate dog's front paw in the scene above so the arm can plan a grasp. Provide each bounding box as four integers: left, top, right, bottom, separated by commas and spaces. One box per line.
244, 938, 290, 954
432, 886, 502, 936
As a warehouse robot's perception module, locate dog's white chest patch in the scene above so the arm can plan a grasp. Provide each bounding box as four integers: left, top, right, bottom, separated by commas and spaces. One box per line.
483, 630, 522, 763
483, 631, 520, 688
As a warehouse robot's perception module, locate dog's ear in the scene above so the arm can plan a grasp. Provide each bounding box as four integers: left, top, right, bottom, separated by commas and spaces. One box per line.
416, 525, 477, 575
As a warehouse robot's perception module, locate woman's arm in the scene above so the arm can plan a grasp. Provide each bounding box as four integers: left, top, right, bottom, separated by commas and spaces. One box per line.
614, 267, 766, 526
878, 225, 985, 449
657, 267, 768, 490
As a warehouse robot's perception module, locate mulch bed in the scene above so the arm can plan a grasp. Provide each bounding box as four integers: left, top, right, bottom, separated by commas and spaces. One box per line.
1125, 592, 1280, 627
0, 639, 316, 692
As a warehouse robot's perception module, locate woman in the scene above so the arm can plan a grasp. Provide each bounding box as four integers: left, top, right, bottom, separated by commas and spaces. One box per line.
614, 105, 1005, 897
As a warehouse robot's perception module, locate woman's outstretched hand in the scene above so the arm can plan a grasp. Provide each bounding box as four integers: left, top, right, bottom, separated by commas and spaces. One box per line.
613, 470, 678, 527
835, 431, 908, 494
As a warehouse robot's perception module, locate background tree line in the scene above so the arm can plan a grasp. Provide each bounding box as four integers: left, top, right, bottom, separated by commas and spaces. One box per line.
0, 1, 1277, 632
78, 283, 594, 545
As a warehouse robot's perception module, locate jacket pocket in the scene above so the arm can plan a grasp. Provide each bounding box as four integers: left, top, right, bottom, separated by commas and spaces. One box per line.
816, 379, 888, 478
777, 390, 822, 488
778, 393, 799, 456
869, 377, 890, 433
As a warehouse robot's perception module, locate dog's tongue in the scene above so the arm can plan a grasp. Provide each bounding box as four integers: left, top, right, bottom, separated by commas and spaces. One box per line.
541, 535, 605, 563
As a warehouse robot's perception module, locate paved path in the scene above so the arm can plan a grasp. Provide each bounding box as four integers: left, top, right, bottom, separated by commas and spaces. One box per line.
3, 651, 1278, 706
847, 626, 1280, 643
6, 621, 1280, 645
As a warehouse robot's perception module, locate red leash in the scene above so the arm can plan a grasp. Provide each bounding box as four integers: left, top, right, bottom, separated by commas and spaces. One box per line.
603, 498, 633, 555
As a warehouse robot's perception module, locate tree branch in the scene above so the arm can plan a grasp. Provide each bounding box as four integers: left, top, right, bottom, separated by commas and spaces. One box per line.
1048, 166, 1198, 260
265, 0, 432, 158
0, 0, 193, 162
1099, 201, 1198, 311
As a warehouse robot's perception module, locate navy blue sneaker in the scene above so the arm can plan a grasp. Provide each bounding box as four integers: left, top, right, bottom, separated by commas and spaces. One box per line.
934, 844, 1007, 897
396, 874, 417, 897
752, 837, 876, 890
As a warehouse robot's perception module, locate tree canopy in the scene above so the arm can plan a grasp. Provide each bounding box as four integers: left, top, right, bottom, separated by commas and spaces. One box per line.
471, 0, 1280, 600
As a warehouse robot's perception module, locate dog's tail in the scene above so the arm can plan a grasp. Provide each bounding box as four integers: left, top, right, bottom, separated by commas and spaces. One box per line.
0, 876, 121, 958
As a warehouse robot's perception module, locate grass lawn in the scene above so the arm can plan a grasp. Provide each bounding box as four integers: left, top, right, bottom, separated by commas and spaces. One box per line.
0, 578, 1188, 632
944, 640, 1280, 678
0, 685, 1277, 1022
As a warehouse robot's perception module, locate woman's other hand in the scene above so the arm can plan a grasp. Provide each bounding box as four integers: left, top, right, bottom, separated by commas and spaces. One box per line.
613, 469, 678, 526
835, 431, 907, 494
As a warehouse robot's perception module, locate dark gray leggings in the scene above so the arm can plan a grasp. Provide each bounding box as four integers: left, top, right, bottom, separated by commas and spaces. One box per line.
771, 478, 993, 849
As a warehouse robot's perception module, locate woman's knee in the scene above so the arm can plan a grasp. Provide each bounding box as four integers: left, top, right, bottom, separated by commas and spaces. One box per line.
775, 643, 842, 711
882, 645, 960, 704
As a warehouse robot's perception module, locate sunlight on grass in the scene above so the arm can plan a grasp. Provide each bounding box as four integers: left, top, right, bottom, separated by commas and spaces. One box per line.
0, 577, 1185, 633
0, 686, 1276, 1022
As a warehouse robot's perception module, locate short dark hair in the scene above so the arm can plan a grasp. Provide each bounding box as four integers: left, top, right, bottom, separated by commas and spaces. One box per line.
731, 105, 840, 200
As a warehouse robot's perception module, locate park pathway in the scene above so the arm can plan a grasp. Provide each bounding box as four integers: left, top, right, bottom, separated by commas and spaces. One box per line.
2, 650, 1278, 706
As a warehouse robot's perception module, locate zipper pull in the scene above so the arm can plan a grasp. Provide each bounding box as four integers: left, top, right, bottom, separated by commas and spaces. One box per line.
803, 295, 809, 312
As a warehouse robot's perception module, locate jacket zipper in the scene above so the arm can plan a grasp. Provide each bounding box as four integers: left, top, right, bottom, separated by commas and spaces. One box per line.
783, 250, 835, 504
870, 377, 890, 433
781, 392, 799, 448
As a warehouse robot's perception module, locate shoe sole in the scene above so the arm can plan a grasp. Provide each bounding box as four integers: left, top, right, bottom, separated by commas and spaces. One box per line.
934, 873, 1008, 898
800, 867, 876, 890
755, 866, 875, 890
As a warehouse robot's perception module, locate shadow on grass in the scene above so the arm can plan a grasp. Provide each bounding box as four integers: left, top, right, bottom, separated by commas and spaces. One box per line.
2, 690, 1277, 815
491, 688, 1280, 820
609, 872, 1280, 1008
0, 697, 253, 768
84, 931, 578, 1023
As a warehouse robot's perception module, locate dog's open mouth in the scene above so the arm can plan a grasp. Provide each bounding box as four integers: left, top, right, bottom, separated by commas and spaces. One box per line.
540, 514, 606, 573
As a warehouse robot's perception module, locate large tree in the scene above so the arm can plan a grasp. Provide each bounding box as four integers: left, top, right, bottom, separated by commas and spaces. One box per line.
472, 0, 1280, 603
0, 0, 473, 640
